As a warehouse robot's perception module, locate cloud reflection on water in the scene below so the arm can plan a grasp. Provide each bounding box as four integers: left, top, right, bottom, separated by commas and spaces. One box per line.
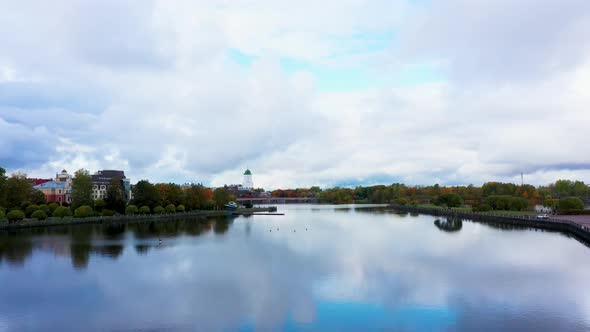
0, 206, 589, 331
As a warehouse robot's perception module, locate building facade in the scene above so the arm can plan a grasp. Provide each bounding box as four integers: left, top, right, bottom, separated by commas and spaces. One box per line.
33, 170, 73, 205
92, 170, 131, 201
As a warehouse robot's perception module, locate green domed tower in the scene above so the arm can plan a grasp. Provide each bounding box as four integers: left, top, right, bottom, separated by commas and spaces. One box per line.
243, 169, 253, 189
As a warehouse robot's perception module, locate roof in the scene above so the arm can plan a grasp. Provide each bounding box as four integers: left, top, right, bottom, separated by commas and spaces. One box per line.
244, 169, 252, 175
33, 180, 66, 189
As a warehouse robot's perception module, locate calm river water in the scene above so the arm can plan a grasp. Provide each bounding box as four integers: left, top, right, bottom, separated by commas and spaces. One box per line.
1, 205, 589, 332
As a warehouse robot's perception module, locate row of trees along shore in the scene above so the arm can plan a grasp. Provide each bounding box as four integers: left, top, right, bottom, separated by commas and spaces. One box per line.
1, 164, 588, 222
0, 167, 234, 222
270, 180, 590, 214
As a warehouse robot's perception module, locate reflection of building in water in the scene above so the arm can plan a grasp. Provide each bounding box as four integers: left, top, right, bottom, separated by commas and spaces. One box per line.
33, 169, 73, 205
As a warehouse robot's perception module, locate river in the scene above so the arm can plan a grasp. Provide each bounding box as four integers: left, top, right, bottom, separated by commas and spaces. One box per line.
0, 204, 589, 331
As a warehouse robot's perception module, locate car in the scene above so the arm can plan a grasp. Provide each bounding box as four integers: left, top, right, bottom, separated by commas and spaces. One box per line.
536, 214, 549, 219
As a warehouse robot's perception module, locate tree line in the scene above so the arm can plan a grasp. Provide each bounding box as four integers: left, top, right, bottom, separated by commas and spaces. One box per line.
0, 167, 234, 222
271, 180, 590, 214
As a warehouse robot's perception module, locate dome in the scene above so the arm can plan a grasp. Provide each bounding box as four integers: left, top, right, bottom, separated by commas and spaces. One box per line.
244, 169, 252, 175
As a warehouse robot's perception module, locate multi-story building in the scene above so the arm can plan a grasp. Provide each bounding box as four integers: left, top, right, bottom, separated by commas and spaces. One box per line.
91, 170, 131, 201
33, 170, 73, 205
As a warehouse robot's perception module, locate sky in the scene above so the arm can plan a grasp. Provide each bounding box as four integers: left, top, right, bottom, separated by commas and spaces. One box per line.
1, 0, 590, 190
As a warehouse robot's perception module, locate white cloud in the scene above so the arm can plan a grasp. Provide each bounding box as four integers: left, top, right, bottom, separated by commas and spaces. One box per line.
1, 0, 589, 188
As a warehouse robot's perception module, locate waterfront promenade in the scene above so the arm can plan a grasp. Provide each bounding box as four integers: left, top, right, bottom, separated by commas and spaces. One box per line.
391, 204, 590, 244
0, 207, 276, 231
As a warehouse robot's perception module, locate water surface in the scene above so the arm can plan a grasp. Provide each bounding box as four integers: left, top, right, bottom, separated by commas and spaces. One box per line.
1, 205, 589, 331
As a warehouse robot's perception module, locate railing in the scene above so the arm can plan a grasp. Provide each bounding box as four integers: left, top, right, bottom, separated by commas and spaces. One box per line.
390, 204, 590, 239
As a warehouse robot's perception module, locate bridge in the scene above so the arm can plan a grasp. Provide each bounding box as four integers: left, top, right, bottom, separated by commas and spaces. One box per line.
236, 197, 319, 204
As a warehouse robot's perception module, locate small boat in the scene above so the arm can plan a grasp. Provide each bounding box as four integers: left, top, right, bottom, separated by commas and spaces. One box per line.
224, 201, 239, 210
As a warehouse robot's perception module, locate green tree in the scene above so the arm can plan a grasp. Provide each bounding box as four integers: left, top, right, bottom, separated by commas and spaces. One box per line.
102, 209, 115, 216
6, 210, 25, 221
213, 188, 231, 209
94, 199, 106, 212
139, 206, 150, 214
0, 167, 7, 208
31, 210, 48, 220
25, 204, 40, 217
165, 204, 176, 213
176, 204, 185, 212
435, 193, 463, 208
509, 197, 529, 211
557, 197, 585, 213
125, 205, 138, 215
74, 205, 94, 218
5, 172, 32, 208
48, 203, 60, 215
52, 206, 72, 218
105, 178, 125, 213
71, 169, 93, 209
132, 180, 160, 208
153, 206, 165, 214
30, 190, 46, 205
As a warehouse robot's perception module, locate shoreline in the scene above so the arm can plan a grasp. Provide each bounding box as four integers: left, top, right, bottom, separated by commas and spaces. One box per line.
0, 207, 277, 231
390, 204, 590, 245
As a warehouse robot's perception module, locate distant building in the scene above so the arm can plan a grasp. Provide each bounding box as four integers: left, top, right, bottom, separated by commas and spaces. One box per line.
243, 169, 253, 190
91, 170, 131, 202
33, 170, 73, 205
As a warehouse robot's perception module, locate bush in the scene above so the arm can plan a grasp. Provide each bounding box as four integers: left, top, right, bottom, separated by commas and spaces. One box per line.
74, 205, 93, 218
0, 210, 5, 220
435, 193, 463, 208
153, 206, 165, 214
176, 204, 185, 212
473, 204, 492, 212
52, 206, 72, 218
139, 206, 150, 214
557, 197, 585, 213
509, 197, 529, 211
395, 197, 409, 205
38, 204, 50, 214
48, 203, 60, 214
485, 195, 513, 210
165, 204, 176, 213
31, 210, 48, 220
25, 204, 40, 217
94, 199, 106, 212
102, 209, 115, 216
6, 210, 25, 221
125, 205, 138, 215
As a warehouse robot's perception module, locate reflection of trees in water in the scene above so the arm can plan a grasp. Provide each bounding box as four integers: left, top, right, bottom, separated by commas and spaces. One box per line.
1, 217, 237, 268
135, 244, 151, 255
434, 217, 463, 232
0, 234, 33, 267
70, 243, 91, 270
214, 220, 231, 234
103, 224, 126, 240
